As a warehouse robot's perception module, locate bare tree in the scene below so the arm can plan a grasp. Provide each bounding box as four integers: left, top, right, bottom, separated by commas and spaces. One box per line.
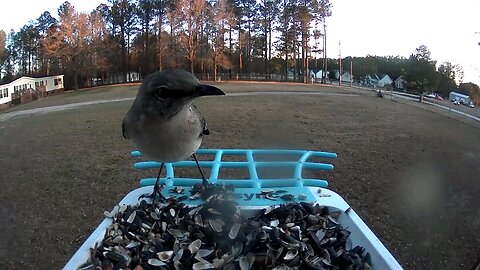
43, 2, 107, 90
4, 0, 334, 87
234, 0, 256, 76
174, 0, 207, 73
258, 0, 277, 79
0, 30, 6, 79
90, 8, 112, 84
108, 0, 137, 82
154, 0, 170, 71
137, 0, 154, 75
209, 0, 234, 80
166, 1, 180, 68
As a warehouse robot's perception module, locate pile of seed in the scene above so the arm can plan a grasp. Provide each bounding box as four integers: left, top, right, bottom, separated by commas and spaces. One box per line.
79, 185, 371, 270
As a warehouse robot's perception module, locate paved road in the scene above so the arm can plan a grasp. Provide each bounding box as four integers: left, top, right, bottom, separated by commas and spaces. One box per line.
0, 91, 358, 123
0, 98, 134, 123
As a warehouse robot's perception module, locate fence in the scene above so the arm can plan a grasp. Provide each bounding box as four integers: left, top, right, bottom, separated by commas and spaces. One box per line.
360, 86, 480, 123
195, 73, 311, 83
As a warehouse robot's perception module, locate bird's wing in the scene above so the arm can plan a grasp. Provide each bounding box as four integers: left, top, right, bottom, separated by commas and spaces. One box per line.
122, 106, 137, 140
122, 119, 129, 139
122, 118, 129, 139
191, 104, 209, 136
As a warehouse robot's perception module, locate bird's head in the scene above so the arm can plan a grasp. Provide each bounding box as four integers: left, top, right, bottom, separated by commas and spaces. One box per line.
136, 69, 225, 117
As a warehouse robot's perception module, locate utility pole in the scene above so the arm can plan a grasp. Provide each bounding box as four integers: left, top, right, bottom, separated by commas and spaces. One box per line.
350, 60, 353, 87
322, 22, 327, 84
338, 40, 342, 86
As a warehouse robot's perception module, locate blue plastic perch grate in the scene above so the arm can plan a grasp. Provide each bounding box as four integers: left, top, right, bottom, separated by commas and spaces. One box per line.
131, 149, 337, 188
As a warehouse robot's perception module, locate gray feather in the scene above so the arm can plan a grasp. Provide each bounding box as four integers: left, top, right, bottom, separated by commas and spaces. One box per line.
191, 104, 209, 137
122, 118, 128, 139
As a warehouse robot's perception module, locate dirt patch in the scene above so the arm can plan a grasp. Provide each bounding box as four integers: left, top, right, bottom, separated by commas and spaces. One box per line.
0, 82, 479, 269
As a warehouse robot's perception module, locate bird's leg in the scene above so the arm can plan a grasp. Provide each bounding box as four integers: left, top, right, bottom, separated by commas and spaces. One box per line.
192, 153, 209, 186
153, 163, 165, 200
139, 162, 166, 202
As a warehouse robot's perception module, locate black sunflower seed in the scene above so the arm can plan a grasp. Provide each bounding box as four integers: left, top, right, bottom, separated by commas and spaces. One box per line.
280, 194, 294, 201
90, 184, 369, 270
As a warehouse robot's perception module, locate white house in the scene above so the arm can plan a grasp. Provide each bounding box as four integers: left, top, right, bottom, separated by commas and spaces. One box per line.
394, 76, 405, 90
0, 75, 64, 107
366, 74, 393, 87
335, 71, 352, 83
310, 70, 330, 82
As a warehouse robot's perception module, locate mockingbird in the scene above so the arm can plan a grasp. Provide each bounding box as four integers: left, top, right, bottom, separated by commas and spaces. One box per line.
122, 69, 225, 200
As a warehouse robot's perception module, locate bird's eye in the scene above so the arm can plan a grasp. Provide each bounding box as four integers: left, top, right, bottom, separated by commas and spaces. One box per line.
155, 86, 171, 101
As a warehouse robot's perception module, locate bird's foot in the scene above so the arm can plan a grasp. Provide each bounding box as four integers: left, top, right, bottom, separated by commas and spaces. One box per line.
139, 184, 167, 203
138, 192, 155, 201
202, 177, 209, 187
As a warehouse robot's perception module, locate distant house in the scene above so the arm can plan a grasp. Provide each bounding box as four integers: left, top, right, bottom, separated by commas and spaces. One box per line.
310, 70, 330, 82
0, 75, 64, 108
366, 74, 393, 87
449, 91, 472, 104
85, 72, 141, 87
334, 71, 352, 83
394, 76, 405, 90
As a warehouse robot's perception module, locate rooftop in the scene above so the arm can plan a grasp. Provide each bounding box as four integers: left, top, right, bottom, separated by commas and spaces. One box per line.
449, 91, 470, 98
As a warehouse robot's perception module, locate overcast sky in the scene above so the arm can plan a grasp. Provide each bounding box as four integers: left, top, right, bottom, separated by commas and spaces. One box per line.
326, 0, 480, 85
1, 0, 479, 85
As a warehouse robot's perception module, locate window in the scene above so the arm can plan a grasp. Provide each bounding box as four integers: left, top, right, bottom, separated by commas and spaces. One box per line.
45, 80, 47, 85
54, 78, 63, 86
4, 89, 8, 97
0, 90, 2, 98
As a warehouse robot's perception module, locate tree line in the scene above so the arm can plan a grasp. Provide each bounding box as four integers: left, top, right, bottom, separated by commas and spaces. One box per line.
0, 1, 478, 103
326, 45, 472, 99
0, 0, 332, 90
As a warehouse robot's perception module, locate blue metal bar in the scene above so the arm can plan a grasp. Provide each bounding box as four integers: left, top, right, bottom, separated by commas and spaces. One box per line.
255, 162, 333, 170
209, 150, 222, 183
165, 164, 173, 177
131, 149, 337, 159
131, 149, 336, 189
309, 151, 337, 159
131, 150, 142, 157
246, 150, 260, 188
134, 161, 162, 169
301, 179, 329, 188
135, 161, 333, 170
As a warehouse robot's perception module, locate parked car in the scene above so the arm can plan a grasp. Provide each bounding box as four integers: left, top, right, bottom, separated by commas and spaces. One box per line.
425, 93, 436, 98
435, 95, 443, 101
469, 103, 475, 108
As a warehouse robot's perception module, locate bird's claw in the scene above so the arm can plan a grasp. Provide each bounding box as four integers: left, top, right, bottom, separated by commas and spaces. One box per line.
202, 178, 209, 187
139, 184, 167, 202
138, 192, 155, 200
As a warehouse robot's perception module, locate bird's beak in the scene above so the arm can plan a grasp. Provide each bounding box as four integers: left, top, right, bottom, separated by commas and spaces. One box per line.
196, 84, 225, 96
